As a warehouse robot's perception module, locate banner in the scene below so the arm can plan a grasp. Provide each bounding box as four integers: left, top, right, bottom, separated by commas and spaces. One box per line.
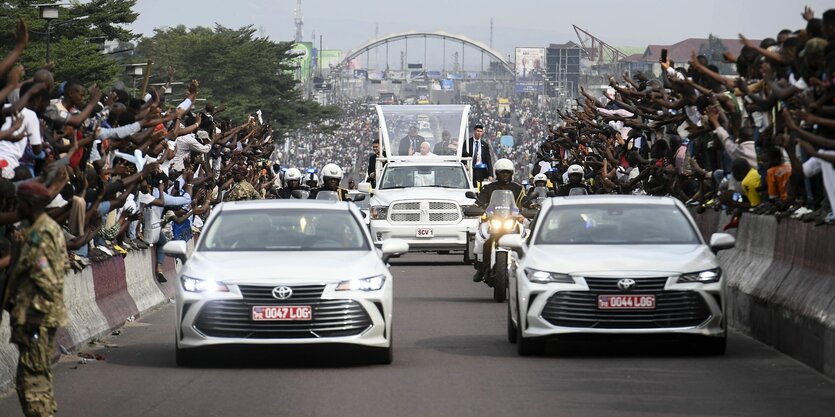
368, 70, 385, 80
288, 42, 313, 83
317, 49, 342, 74
439, 79, 454, 90
388, 70, 406, 80
514, 47, 545, 79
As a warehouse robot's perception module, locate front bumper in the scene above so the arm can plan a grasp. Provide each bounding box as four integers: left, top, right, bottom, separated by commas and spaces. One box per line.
176, 281, 392, 350
370, 218, 479, 251
514, 275, 725, 338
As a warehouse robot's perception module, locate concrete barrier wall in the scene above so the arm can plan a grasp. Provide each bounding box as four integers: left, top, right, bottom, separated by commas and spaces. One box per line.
692, 209, 835, 379
0, 247, 177, 393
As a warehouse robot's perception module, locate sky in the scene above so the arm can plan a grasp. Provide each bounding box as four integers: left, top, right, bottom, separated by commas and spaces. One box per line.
130, 0, 830, 63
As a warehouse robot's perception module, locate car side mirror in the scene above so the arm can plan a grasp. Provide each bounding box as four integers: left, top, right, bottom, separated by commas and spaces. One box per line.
498, 234, 525, 256
381, 239, 409, 263
465, 191, 477, 199
357, 182, 372, 193
162, 240, 188, 261
709, 233, 735, 254
351, 193, 366, 202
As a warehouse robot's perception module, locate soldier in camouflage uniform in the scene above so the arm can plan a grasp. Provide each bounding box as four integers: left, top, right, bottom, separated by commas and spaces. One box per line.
223, 165, 262, 202
2, 181, 67, 417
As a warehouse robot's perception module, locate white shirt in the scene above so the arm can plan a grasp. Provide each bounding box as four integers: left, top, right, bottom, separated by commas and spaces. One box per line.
803, 150, 835, 212
0, 106, 42, 170
171, 133, 211, 172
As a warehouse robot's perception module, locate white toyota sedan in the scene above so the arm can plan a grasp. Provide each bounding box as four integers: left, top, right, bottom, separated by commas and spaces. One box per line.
499, 195, 736, 356
163, 199, 408, 366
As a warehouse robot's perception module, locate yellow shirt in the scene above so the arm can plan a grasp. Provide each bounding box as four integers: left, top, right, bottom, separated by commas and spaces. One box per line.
741, 168, 762, 207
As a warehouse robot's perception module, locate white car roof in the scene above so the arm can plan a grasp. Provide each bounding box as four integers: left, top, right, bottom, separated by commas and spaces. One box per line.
385, 160, 464, 167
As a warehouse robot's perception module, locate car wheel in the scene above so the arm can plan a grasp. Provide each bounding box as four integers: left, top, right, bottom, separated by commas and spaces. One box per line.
517, 306, 546, 356
175, 336, 200, 367
697, 334, 727, 356
367, 326, 393, 365
507, 302, 517, 344
492, 252, 508, 303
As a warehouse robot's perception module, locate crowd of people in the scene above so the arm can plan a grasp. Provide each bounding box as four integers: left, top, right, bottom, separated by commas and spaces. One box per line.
511, 7, 835, 227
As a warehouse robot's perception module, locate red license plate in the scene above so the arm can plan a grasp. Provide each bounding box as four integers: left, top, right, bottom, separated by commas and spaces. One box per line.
598, 295, 656, 310
252, 306, 312, 321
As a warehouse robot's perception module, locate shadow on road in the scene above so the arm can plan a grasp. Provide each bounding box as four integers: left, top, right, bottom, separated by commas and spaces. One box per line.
415, 333, 741, 359
398, 296, 494, 304
97, 342, 389, 369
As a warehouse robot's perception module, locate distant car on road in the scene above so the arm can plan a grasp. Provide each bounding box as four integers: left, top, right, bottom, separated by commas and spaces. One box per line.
164, 199, 408, 365
500, 195, 736, 355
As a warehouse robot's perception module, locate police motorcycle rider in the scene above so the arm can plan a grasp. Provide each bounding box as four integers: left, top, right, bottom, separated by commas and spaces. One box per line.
470, 158, 532, 286
556, 163, 591, 196
276, 168, 309, 199
524, 172, 552, 208
309, 163, 350, 201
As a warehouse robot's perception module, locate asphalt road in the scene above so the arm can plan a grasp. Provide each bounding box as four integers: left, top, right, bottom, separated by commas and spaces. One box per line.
1, 253, 834, 417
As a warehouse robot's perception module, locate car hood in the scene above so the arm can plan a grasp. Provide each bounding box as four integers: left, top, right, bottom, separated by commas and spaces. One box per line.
182, 250, 385, 284
371, 187, 474, 205
525, 244, 716, 276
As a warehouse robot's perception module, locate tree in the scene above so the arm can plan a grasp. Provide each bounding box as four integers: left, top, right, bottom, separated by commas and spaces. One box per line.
0, 0, 137, 86
133, 24, 340, 134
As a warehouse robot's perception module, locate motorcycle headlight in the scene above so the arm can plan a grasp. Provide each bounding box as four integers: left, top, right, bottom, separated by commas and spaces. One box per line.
489, 218, 503, 231
181, 276, 230, 293
370, 205, 388, 220
524, 268, 574, 284
677, 268, 722, 283
502, 218, 515, 230
336, 275, 386, 291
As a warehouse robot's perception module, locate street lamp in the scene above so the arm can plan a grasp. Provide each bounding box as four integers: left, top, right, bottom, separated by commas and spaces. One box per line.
124, 63, 148, 96
36, 4, 61, 63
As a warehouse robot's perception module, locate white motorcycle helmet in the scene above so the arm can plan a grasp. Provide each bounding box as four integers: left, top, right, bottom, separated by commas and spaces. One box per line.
322, 163, 343, 182
285, 168, 302, 183
567, 164, 584, 175
493, 158, 515, 174
533, 173, 548, 184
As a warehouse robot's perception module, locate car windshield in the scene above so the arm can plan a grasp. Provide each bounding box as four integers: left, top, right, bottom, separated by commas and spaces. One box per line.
535, 204, 700, 245
379, 165, 469, 189
199, 209, 369, 251
378, 105, 467, 156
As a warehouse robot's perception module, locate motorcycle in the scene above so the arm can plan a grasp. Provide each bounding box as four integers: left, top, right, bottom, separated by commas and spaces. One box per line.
466, 190, 537, 302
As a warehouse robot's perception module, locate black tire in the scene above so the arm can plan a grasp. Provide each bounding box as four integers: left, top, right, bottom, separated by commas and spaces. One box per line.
697, 335, 727, 356
175, 337, 201, 367
492, 252, 508, 303
517, 306, 546, 356
507, 302, 517, 344
463, 235, 474, 265
367, 324, 394, 365
367, 344, 393, 365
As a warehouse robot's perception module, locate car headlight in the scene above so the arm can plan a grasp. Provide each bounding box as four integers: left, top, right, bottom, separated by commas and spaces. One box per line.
524, 268, 574, 284
677, 268, 722, 283
181, 276, 230, 293
336, 275, 386, 291
370, 205, 388, 220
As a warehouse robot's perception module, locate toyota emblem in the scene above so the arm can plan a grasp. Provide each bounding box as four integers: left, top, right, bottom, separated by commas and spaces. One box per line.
617, 279, 636, 291
272, 286, 293, 300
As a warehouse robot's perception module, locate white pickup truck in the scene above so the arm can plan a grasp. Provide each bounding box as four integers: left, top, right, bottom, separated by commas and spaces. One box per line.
360, 105, 482, 262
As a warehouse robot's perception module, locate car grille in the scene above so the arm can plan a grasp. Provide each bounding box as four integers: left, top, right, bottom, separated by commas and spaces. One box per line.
583, 276, 669, 292
541, 291, 711, 329
193, 284, 372, 339
388, 200, 461, 223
